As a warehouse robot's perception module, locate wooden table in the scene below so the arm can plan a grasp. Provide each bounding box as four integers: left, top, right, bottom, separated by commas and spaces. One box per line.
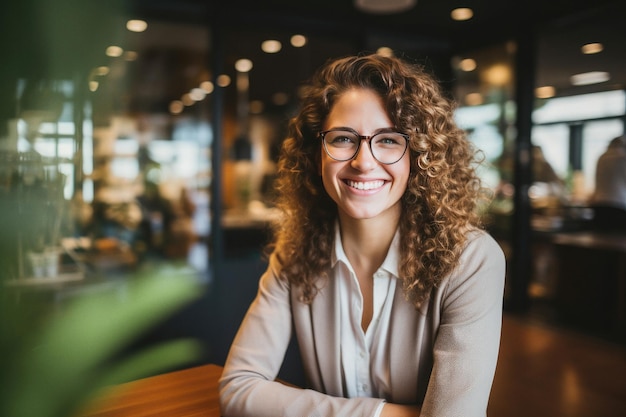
77, 364, 224, 417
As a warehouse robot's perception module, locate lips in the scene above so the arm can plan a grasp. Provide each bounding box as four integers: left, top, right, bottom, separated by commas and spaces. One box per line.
345, 179, 385, 190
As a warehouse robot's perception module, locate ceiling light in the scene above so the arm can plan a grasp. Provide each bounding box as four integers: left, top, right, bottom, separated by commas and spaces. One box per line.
459, 58, 476, 71
261, 40, 282, 53
124, 51, 138, 61
581, 43, 603, 54
376, 47, 394, 57
105, 46, 123, 57
570, 71, 610, 86
451, 8, 473, 21
354, 0, 417, 14
200, 81, 214, 94
465, 93, 483, 106
95, 66, 110, 76
535, 86, 556, 99
290, 35, 307, 48
189, 88, 207, 101
272, 92, 289, 106
216, 74, 231, 87
126, 19, 147, 33
250, 100, 264, 114
483, 64, 511, 86
235, 59, 253, 73
181, 93, 195, 106
169, 100, 184, 114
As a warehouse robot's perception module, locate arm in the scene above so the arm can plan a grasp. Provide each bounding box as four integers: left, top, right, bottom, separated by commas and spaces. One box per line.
420, 232, 506, 417
219, 256, 385, 417
380, 403, 421, 417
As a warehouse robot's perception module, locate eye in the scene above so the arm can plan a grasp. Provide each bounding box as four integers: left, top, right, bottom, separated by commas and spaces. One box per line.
373, 133, 405, 147
327, 131, 357, 146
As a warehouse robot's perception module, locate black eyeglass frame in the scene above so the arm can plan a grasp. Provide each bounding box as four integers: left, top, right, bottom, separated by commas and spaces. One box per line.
318, 128, 410, 165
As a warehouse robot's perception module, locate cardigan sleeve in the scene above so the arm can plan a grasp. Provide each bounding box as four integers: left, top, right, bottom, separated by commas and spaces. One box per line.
219, 255, 385, 417
420, 231, 506, 417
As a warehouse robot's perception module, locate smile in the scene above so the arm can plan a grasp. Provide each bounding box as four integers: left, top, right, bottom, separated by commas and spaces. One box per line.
345, 179, 385, 190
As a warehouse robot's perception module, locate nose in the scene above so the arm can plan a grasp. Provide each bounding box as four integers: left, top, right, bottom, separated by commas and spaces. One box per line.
350, 138, 377, 171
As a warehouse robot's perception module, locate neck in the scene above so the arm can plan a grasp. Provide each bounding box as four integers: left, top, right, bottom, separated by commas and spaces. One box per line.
338, 211, 399, 271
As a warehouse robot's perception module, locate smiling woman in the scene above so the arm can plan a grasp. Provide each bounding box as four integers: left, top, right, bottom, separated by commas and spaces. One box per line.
218, 53, 506, 417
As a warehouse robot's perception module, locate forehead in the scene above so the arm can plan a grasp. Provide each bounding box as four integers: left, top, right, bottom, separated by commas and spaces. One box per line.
324, 89, 392, 132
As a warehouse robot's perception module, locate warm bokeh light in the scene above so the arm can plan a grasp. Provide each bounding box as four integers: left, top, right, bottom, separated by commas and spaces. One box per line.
464, 92, 483, 106
216, 74, 231, 87
126, 19, 148, 32
89, 81, 99, 92
261, 40, 282, 53
200, 81, 214, 94
535, 86, 556, 99
483, 64, 511, 86
124, 51, 138, 61
169, 100, 184, 114
570, 71, 610, 86
272, 92, 289, 106
581, 42, 603, 54
189, 88, 206, 101
451, 8, 473, 21
290, 34, 307, 47
105, 46, 124, 57
249, 100, 264, 114
95, 66, 110, 76
354, 0, 417, 14
181, 93, 195, 106
459, 58, 477, 71
376, 47, 394, 57
235, 58, 253, 73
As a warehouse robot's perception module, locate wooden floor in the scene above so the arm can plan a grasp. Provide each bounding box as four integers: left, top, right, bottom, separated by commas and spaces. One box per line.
489, 313, 626, 417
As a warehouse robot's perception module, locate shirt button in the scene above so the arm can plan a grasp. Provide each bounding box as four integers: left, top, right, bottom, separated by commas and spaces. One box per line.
359, 351, 366, 358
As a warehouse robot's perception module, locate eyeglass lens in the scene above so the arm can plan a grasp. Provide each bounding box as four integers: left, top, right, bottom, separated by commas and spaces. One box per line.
322, 130, 407, 164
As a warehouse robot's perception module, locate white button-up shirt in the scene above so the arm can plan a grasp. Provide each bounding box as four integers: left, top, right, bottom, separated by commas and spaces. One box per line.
332, 225, 400, 416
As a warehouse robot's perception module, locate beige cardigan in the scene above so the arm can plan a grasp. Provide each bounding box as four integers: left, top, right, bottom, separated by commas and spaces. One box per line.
219, 230, 506, 417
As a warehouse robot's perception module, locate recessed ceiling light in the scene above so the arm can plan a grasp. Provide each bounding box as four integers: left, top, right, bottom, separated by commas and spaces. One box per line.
570, 71, 610, 86
200, 81, 214, 94
261, 40, 282, 53
581, 43, 603, 54
290, 35, 307, 48
235, 59, 253, 73
535, 86, 556, 99
354, 0, 417, 14
459, 58, 476, 71
216, 74, 231, 87
250, 100, 264, 114
169, 100, 184, 114
105, 46, 123, 57
376, 47, 394, 57
126, 19, 147, 33
465, 93, 483, 106
451, 8, 473, 21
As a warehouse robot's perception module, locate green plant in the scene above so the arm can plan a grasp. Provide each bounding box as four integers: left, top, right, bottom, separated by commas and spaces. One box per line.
0, 267, 204, 417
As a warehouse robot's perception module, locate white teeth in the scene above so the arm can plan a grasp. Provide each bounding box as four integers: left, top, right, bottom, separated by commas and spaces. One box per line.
347, 180, 384, 190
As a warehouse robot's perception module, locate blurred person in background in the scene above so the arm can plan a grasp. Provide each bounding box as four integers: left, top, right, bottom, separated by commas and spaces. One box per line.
219, 54, 505, 417
589, 135, 626, 232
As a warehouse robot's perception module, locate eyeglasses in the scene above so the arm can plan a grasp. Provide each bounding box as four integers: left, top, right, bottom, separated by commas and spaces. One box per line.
319, 128, 409, 165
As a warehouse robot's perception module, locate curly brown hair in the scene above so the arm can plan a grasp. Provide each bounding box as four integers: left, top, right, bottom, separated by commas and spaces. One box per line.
267, 53, 488, 308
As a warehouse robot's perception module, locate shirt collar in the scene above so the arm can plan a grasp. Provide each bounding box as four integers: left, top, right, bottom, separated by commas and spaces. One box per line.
331, 222, 401, 278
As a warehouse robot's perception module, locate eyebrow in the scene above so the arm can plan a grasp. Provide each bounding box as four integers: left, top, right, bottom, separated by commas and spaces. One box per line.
326, 126, 397, 134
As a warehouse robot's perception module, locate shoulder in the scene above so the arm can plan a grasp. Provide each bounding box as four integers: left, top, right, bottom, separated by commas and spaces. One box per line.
441, 229, 506, 300
462, 229, 505, 261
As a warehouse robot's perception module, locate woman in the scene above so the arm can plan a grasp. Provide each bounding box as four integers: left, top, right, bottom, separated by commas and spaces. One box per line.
219, 54, 506, 417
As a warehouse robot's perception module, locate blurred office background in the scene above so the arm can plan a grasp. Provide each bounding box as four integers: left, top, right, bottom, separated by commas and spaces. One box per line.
1, 1, 625, 414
